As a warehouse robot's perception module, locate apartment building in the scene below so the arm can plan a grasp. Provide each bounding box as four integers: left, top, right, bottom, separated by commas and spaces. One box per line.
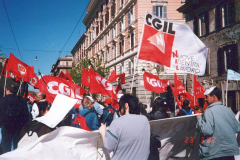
72, 0, 185, 106
50, 55, 73, 76
178, 0, 240, 111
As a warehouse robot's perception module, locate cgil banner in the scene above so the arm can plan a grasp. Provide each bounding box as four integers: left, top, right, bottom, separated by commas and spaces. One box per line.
137, 11, 208, 75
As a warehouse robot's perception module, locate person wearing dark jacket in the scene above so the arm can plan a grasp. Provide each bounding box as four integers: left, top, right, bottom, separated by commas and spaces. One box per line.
177, 99, 192, 116
149, 97, 169, 120
0, 84, 29, 153
101, 98, 116, 126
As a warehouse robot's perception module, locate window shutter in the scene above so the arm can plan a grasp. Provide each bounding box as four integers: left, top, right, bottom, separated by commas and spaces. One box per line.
217, 48, 224, 76
232, 44, 238, 72
128, 61, 131, 74
153, 6, 156, 16
163, 6, 167, 18
128, 12, 130, 25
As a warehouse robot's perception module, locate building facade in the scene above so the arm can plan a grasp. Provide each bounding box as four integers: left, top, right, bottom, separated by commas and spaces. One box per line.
50, 55, 73, 76
72, 0, 185, 106
178, 0, 240, 111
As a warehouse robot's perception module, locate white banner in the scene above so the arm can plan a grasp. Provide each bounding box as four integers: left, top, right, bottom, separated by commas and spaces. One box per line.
0, 127, 110, 160
228, 69, 240, 80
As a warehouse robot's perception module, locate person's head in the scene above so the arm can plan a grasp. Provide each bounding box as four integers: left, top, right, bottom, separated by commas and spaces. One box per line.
31, 101, 49, 119
103, 98, 112, 107
82, 96, 95, 109
118, 94, 140, 116
35, 92, 46, 102
6, 84, 18, 95
152, 97, 168, 113
204, 86, 221, 105
182, 99, 190, 109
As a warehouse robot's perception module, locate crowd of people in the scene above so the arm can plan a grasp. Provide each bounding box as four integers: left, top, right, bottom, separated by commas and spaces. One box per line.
0, 84, 240, 160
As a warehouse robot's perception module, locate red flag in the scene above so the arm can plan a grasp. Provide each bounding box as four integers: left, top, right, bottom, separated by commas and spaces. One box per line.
89, 68, 117, 101
108, 70, 125, 84
115, 83, 122, 94
169, 83, 182, 109
0, 58, 20, 82
25, 66, 39, 89
73, 100, 82, 109
39, 76, 87, 103
143, 71, 168, 93
26, 93, 35, 103
58, 71, 67, 79
66, 71, 74, 83
174, 73, 187, 95
81, 68, 90, 87
194, 75, 205, 99
112, 99, 119, 110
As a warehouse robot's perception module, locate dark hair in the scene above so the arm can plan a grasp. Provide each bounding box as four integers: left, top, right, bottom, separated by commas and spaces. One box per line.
182, 99, 190, 109
119, 94, 140, 115
37, 101, 49, 117
6, 84, 18, 94
152, 97, 167, 113
209, 87, 221, 100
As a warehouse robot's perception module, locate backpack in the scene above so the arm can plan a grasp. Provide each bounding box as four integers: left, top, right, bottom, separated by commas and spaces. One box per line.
71, 110, 94, 131
3, 96, 29, 133
18, 122, 44, 148
181, 109, 193, 115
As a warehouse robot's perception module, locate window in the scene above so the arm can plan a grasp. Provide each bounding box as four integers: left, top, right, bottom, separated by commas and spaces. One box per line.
105, 11, 109, 25
119, 39, 124, 54
217, 43, 238, 76
215, 0, 235, 29
102, 37, 104, 47
107, 48, 110, 61
130, 31, 134, 48
128, 8, 133, 25
107, 32, 110, 43
121, 0, 124, 6
112, 25, 116, 39
198, 13, 209, 36
113, 44, 116, 58
120, 17, 124, 32
153, 5, 167, 19
128, 61, 133, 75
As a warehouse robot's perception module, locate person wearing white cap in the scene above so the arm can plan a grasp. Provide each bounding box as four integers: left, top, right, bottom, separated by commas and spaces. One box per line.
78, 96, 99, 131
196, 86, 240, 160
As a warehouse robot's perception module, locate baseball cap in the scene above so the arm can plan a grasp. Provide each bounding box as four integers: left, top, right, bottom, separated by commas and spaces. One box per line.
204, 86, 216, 95
86, 96, 94, 102
103, 98, 112, 104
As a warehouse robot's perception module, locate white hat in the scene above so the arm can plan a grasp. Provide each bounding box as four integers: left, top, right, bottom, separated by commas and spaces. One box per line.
204, 86, 216, 95
86, 96, 94, 102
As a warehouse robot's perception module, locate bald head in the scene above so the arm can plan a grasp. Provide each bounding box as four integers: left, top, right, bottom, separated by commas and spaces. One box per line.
36, 92, 46, 102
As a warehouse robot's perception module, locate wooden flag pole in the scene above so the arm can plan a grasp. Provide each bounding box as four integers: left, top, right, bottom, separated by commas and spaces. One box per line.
17, 78, 23, 95
3, 70, 7, 97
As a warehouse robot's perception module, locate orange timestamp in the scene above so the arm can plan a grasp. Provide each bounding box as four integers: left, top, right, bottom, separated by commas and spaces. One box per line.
185, 136, 216, 143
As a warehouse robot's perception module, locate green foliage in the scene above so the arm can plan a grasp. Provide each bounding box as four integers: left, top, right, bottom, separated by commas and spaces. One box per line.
69, 58, 89, 86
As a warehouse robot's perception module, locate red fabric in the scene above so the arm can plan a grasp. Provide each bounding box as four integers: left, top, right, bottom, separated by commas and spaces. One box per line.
194, 75, 205, 99
89, 68, 117, 101
143, 71, 168, 93
58, 71, 67, 79
1, 58, 9, 77
81, 68, 90, 87
138, 25, 174, 68
202, 101, 208, 111
73, 100, 82, 109
26, 93, 35, 103
112, 100, 119, 110
108, 70, 125, 84
103, 98, 112, 104
170, 83, 182, 109
66, 71, 74, 83
39, 75, 86, 103
71, 114, 90, 131
25, 66, 39, 89
174, 73, 187, 95
115, 83, 122, 94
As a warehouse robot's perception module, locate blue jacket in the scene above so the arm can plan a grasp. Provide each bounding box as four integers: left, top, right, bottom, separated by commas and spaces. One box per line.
79, 108, 99, 131
196, 102, 240, 160
101, 105, 116, 126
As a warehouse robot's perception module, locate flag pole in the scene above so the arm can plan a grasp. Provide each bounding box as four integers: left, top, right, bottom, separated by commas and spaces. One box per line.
130, 58, 137, 94
4, 70, 7, 97
17, 78, 23, 95
226, 70, 229, 107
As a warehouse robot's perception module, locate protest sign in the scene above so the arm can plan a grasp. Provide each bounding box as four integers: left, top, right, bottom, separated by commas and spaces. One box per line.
35, 94, 78, 128
137, 11, 208, 75
149, 115, 200, 160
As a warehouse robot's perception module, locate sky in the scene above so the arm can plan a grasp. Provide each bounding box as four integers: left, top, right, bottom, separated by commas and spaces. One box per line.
0, 0, 90, 91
